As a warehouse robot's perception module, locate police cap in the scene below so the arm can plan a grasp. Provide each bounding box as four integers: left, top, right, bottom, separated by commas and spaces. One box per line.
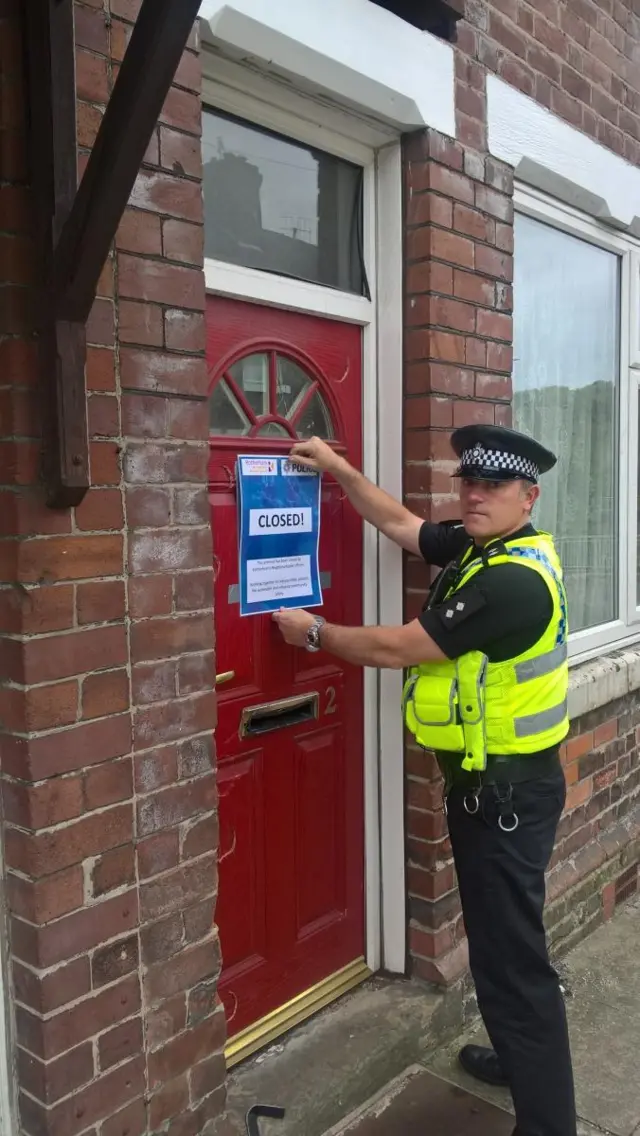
451, 424, 557, 485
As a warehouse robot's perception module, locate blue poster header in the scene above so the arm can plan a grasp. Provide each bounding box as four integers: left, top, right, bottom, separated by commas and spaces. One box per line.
237, 455, 323, 617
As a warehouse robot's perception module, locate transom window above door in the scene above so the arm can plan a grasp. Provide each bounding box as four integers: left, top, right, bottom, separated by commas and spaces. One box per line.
209, 351, 336, 440
202, 108, 367, 296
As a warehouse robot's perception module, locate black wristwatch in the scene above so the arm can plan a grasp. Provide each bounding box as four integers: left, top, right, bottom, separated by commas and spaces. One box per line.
305, 616, 326, 653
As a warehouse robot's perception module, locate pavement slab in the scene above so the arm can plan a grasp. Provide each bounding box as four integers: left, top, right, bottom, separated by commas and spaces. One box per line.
427, 898, 640, 1136
323, 1067, 513, 1136
333, 898, 640, 1136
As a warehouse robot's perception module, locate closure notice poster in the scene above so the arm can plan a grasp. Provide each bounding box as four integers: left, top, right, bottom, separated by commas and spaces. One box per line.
237, 455, 323, 617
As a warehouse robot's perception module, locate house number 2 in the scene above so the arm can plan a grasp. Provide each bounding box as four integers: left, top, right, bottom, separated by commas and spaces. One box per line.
325, 686, 337, 715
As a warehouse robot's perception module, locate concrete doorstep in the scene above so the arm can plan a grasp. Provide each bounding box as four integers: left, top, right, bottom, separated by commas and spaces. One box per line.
227, 895, 640, 1136
226, 976, 473, 1136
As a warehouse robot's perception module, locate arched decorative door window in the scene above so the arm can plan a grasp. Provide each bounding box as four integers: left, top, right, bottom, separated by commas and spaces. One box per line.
209, 350, 336, 440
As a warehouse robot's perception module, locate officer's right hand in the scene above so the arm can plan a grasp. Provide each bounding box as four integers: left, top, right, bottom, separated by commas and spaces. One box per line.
289, 437, 344, 476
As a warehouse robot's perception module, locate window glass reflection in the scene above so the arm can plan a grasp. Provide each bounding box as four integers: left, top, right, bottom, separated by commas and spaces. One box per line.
513, 214, 619, 632
203, 110, 366, 295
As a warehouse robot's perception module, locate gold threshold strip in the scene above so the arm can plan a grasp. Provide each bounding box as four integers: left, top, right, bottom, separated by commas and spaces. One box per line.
225, 957, 372, 1068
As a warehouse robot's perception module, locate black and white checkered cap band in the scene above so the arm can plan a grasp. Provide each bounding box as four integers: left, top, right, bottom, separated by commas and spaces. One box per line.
460, 445, 539, 481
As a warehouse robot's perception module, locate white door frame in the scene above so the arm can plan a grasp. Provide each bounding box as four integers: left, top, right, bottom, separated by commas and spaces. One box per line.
0, 837, 15, 1133
201, 54, 406, 974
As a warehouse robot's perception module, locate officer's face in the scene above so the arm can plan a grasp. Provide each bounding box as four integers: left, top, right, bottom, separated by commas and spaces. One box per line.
459, 477, 539, 542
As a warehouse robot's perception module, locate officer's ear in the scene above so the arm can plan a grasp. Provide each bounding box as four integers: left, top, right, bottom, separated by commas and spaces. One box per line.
519, 480, 540, 515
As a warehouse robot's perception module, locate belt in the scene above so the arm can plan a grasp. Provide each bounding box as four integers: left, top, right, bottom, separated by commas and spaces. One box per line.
438, 749, 561, 788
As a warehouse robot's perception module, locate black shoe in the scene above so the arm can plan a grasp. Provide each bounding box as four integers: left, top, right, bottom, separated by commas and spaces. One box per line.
458, 1044, 510, 1087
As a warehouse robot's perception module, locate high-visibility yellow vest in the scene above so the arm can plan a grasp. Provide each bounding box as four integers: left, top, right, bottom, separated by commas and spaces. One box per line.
403, 532, 569, 772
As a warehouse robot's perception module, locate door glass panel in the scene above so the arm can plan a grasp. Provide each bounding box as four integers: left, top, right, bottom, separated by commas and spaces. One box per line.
276, 357, 312, 419
228, 353, 269, 418
209, 379, 251, 436
202, 109, 366, 295
256, 421, 290, 438
296, 391, 335, 440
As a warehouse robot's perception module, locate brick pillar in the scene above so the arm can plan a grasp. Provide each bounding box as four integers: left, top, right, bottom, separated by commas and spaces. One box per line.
402, 127, 514, 985
0, 3, 226, 1133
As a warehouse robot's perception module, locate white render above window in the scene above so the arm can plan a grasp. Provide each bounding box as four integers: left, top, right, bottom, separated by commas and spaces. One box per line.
198, 0, 455, 140
487, 76, 640, 238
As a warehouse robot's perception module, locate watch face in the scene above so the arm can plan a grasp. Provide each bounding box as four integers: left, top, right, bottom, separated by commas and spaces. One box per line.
306, 622, 321, 651
304, 616, 325, 652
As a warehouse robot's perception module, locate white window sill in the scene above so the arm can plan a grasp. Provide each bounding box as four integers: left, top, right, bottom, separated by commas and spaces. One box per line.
568, 644, 640, 720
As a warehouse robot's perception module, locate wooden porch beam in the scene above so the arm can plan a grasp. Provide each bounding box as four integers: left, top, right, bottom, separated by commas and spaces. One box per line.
53, 0, 203, 324
25, 0, 201, 507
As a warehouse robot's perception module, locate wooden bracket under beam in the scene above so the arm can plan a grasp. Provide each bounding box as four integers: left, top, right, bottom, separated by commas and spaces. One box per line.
25, 0, 202, 508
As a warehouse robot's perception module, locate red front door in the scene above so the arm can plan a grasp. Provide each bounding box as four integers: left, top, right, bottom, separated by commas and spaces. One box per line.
207, 296, 365, 1042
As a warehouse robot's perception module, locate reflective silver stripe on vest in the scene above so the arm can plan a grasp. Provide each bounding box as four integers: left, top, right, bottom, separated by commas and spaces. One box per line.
514, 642, 568, 683
513, 699, 568, 738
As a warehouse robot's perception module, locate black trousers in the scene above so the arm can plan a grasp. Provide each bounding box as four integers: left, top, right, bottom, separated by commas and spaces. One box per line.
446, 762, 577, 1136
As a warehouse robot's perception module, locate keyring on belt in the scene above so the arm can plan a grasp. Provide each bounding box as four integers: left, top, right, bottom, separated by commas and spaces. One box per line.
463, 788, 480, 815
493, 783, 519, 832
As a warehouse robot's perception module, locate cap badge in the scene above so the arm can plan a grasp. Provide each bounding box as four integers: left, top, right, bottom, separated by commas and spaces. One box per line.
471, 444, 486, 464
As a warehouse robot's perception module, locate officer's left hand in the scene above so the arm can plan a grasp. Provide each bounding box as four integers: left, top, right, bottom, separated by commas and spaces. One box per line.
272, 608, 315, 646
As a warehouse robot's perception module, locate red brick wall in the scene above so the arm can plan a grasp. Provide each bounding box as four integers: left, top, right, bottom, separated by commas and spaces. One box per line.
403, 129, 513, 560
402, 0, 640, 984
455, 0, 640, 166
0, 3, 225, 1133
406, 688, 640, 985
552, 700, 640, 912
402, 129, 515, 983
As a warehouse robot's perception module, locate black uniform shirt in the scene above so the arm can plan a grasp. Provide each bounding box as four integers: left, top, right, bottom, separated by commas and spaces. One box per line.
418, 521, 554, 663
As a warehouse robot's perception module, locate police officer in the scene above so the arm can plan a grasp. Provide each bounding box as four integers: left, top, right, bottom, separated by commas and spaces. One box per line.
273, 424, 576, 1136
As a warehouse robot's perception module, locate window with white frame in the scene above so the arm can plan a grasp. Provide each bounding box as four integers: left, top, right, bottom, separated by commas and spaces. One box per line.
201, 107, 367, 295
513, 187, 640, 660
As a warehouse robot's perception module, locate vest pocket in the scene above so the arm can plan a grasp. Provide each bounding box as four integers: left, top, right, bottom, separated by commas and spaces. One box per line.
404, 674, 465, 753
